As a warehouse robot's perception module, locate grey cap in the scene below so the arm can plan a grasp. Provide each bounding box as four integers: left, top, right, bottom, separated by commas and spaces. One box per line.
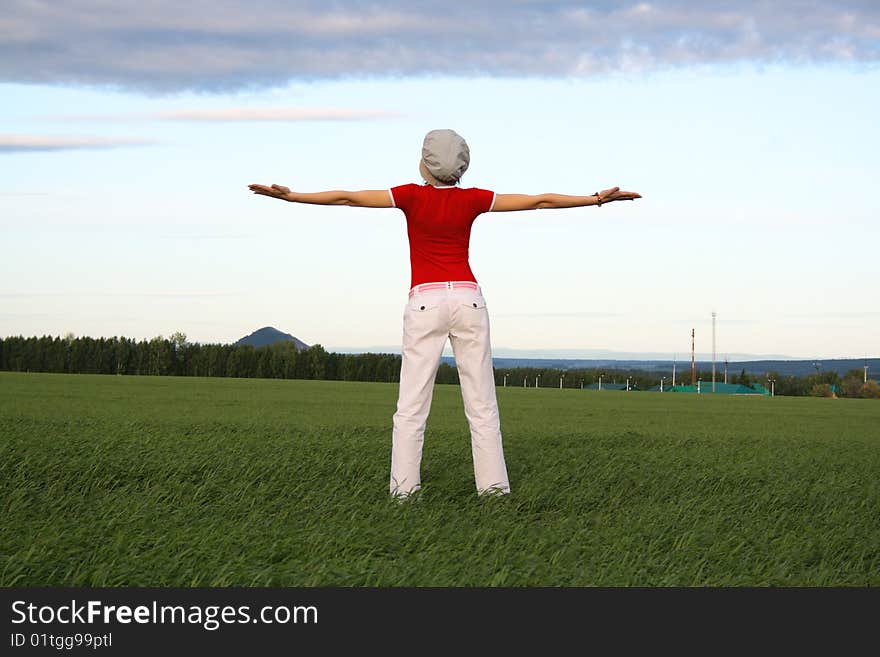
421, 129, 470, 184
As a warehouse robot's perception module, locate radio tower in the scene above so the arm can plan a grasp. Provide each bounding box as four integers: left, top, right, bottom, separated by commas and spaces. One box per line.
691, 328, 696, 386
712, 311, 717, 393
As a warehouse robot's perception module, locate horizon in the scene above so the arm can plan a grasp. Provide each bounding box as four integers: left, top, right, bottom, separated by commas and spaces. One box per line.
2, 2, 878, 360
6, 326, 876, 364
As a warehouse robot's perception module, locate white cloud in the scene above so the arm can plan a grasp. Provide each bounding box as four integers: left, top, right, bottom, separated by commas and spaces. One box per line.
52, 107, 397, 122
157, 107, 396, 121
0, 134, 154, 152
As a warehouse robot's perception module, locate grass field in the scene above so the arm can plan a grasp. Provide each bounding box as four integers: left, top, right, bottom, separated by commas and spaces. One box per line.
1, 371, 878, 586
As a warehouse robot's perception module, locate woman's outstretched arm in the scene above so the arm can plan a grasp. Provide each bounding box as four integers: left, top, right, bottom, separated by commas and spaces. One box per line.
248, 184, 393, 208
491, 186, 641, 212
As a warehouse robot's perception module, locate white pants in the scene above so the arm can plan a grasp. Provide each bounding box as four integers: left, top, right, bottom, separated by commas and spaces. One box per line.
390, 281, 510, 497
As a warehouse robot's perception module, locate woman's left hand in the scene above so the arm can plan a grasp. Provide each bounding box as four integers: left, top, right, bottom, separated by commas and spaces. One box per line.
596, 186, 641, 204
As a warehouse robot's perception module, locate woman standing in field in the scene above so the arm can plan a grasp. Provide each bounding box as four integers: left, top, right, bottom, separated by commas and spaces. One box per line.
249, 129, 641, 499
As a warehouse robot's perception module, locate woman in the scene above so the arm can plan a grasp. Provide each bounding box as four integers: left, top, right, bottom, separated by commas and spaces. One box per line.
249, 129, 641, 499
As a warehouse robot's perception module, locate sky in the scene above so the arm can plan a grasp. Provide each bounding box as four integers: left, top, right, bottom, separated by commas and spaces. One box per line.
2, 1, 878, 360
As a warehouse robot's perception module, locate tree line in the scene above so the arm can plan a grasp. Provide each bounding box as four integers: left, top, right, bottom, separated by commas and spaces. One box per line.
0, 333, 877, 398
0, 332, 446, 384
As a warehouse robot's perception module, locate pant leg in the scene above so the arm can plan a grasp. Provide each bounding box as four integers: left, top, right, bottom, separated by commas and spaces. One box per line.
448, 290, 510, 495
390, 294, 450, 497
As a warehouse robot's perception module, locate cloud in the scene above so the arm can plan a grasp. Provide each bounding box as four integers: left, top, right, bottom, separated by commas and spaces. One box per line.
52, 107, 398, 122
1, 1, 877, 92
158, 107, 396, 121
494, 311, 623, 319
0, 312, 63, 319
0, 292, 237, 298
0, 134, 153, 152
670, 317, 759, 325
784, 311, 880, 319
110, 292, 239, 298
156, 233, 255, 240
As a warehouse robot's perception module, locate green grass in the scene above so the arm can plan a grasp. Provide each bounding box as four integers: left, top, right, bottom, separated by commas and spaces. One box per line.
1, 371, 878, 586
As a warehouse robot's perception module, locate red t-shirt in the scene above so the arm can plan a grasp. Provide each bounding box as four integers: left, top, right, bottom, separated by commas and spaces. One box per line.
390, 183, 496, 289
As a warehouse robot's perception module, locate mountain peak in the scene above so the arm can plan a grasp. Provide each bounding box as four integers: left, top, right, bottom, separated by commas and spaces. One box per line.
234, 326, 310, 350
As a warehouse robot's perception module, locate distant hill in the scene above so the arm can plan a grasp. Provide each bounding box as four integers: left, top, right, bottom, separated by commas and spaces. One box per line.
234, 326, 309, 351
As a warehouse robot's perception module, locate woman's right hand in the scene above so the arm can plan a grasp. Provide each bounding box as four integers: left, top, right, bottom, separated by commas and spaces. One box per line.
248, 183, 292, 200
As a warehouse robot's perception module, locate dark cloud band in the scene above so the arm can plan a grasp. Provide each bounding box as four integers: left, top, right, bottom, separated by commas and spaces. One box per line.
1, 1, 877, 92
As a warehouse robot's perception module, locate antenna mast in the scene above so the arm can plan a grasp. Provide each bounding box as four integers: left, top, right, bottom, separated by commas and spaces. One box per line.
712, 311, 717, 393
691, 328, 696, 386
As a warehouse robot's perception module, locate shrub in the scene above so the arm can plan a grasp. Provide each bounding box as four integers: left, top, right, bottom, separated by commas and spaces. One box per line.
809, 383, 835, 398
861, 380, 880, 399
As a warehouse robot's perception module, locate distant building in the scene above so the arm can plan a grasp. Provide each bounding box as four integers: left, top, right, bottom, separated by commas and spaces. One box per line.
584, 382, 628, 391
